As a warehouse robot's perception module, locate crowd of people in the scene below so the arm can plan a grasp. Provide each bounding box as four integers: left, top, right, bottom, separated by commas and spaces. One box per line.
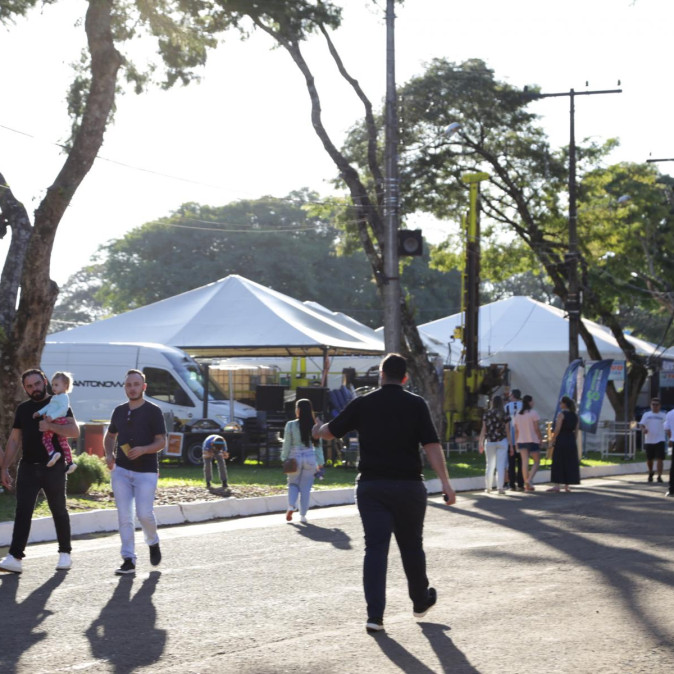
0, 357, 671, 636
478, 390, 673, 498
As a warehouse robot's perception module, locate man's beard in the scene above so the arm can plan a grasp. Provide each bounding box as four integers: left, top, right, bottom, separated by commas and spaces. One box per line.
30, 388, 47, 402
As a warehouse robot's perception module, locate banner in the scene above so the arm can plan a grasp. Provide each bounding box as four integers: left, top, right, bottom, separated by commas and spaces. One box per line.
553, 358, 583, 422
578, 360, 613, 434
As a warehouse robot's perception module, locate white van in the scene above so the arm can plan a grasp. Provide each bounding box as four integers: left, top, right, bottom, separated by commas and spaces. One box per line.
42, 341, 257, 463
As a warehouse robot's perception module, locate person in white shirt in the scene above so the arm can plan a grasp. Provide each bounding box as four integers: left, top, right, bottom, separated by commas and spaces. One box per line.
638, 397, 667, 483
662, 406, 674, 497
504, 389, 524, 491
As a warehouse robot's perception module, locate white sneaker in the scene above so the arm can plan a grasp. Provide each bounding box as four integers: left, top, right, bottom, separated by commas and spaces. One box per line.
66, 463, 77, 475
0, 554, 22, 574
300, 515, 308, 524
46, 451, 62, 468
56, 553, 72, 570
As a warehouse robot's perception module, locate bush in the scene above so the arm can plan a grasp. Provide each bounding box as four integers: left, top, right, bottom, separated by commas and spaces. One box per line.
66, 453, 110, 495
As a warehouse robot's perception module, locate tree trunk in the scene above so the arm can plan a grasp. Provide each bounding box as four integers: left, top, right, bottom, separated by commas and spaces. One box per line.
473, 142, 650, 423
0, 0, 122, 440
252, 19, 443, 425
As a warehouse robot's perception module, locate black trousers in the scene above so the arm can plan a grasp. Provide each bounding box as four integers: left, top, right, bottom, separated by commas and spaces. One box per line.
356, 479, 429, 620
508, 451, 524, 489
9, 461, 71, 559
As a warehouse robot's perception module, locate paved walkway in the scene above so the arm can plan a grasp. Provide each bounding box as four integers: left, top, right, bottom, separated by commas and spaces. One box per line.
1, 472, 673, 673
0, 460, 662, 547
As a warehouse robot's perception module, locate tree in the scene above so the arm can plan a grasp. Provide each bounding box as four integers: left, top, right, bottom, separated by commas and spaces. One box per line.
53, 192, 461, 329
348, 57, 664, 419
579, 163, 674, 338
1, 1, 123, 438
207, 0, 446, 422
0, 0, 251, 437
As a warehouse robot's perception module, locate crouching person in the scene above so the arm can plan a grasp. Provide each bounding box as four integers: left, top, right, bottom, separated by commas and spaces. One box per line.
202, 434, 231, 495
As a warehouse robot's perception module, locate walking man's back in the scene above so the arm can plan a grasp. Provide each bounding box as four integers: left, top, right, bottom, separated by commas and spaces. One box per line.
313, 353, 455, 633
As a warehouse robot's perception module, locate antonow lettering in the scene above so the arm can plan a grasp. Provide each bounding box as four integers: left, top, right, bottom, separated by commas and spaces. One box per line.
74, 380, 124, 388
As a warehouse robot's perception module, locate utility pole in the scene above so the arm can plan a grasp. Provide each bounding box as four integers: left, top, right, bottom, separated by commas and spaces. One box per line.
526, 87, 621, 363
383, 0, 401, 353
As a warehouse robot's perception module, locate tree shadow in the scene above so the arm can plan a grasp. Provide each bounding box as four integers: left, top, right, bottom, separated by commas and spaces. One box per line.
440, 483, 674, 647
290, 522, 352, 550
0, 573, 66, 673
86, 571, 166, 674
370, 623, 479, 673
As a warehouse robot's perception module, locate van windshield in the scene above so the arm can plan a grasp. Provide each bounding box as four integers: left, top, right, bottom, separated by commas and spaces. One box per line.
166, 353, 228, 402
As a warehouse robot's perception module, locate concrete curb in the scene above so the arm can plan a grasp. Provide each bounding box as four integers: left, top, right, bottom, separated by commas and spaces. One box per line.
0, 461, 663, 547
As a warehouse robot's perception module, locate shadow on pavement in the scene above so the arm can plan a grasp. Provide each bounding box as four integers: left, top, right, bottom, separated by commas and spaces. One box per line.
0, 572, 66, 674
438, 481, 674, 648
370, 622, 478, 673
289, 522, 353, 550
419, 622, 480, 673
86, 570, 166, 673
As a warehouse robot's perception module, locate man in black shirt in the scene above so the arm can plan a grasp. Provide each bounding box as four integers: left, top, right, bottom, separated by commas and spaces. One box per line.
0, 369, 80, 574
104, 369, 166, 575
313, 353, 455, 633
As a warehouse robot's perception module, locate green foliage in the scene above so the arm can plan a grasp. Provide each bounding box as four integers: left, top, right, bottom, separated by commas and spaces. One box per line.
57, 191, 461, 327
0, 0, 55, 23
66, 453, 110, 495
578, 162, 674, 338
51, 266, 110, 333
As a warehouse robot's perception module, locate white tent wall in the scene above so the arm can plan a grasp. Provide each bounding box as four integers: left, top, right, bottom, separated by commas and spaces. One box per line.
419, 296, 659, 424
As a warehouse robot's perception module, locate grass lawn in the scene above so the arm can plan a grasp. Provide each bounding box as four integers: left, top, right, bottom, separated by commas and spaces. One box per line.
0, 450, 650, 523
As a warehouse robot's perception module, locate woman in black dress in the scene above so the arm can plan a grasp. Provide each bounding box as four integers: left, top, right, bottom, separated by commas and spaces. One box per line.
548, 395, 581, 492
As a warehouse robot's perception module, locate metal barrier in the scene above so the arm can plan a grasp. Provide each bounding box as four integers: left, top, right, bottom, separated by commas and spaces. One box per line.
594, 421, 637, 459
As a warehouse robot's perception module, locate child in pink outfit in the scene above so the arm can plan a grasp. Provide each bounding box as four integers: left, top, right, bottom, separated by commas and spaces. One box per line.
33, 372, 77, 474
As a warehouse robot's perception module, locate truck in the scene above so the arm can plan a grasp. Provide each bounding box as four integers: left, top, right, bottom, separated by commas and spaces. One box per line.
41, 341, 258, 465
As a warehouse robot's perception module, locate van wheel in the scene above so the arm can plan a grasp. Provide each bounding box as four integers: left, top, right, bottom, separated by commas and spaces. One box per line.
184, 442, 204, 466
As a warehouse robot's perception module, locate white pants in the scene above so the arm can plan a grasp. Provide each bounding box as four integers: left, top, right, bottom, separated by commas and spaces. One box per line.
111, 465, 159, 562
484, 439, 508, 490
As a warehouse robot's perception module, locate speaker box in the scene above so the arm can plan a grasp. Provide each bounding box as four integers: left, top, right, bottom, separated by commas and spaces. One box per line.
255, 385, 286, 412
295, 386, 329, 413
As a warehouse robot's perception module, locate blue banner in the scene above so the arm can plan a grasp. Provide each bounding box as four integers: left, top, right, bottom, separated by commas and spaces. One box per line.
553, 358, 583, 421
578, 360, 613, 434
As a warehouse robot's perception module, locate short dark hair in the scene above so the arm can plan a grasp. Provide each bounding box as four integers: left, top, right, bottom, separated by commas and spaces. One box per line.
21, 368, 48, 385
511, 389, 521, 399
651, 397, 661, 404
381, 353, 407, 381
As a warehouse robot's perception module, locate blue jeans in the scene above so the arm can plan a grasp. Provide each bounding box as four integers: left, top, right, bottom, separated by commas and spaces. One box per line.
287, 448, 317, 516
9, 461, 71, 559
111, 466, 159, 562
356, 479, 429, 620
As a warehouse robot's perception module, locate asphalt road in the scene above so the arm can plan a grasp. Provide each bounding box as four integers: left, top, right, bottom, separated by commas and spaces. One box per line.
1, 474, 673, 674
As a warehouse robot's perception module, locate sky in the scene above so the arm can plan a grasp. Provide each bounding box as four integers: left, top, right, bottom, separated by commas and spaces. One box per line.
1, 0, 673, 287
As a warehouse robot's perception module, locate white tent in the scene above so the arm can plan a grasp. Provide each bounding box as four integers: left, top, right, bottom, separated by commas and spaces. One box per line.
419, 296, 659, 420
50, 275, 385, 359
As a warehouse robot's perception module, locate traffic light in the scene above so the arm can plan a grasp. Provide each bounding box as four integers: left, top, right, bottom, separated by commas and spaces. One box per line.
397, 229, 423, 256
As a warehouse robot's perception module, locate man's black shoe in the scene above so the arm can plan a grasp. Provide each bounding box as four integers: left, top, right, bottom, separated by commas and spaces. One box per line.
648, 473, 654, 482
365, 618, 384, 633
149, 543, 162, 566
413, 587, 437, 618
115, 558, 135, 575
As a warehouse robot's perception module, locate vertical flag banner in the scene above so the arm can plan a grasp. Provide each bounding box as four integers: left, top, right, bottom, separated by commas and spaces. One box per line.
579, 360, 613, 433
553, 358, 583, 421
